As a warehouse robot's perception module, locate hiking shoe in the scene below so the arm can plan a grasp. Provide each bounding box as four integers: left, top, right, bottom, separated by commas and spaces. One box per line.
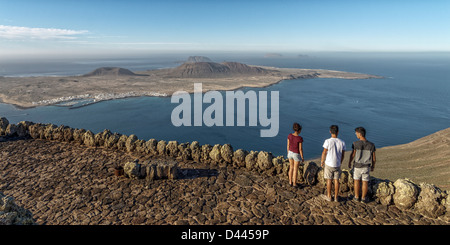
334, 196, 339, 202
352, 196, 361, 202
320, 194, 332, 202
360, 197, 369, 203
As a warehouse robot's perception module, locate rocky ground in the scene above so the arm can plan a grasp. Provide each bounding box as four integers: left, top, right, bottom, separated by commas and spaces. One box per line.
1, 138, 449, 225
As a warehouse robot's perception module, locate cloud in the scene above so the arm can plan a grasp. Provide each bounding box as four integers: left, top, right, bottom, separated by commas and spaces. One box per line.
0, 25, 88, 40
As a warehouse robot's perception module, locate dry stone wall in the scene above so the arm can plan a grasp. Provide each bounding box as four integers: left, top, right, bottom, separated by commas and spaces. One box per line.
1, 116, 449, 220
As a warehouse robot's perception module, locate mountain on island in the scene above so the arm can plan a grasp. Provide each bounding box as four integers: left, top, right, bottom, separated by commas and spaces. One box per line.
82, 67, 146, 77
168, 61, 274, 78
186, 56, 213, 63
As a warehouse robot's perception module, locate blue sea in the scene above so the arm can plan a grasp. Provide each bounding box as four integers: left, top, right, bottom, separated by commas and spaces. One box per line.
1, 52, 449, 159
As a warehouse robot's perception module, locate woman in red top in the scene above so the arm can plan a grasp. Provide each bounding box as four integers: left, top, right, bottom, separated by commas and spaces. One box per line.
287, 122, 304, 187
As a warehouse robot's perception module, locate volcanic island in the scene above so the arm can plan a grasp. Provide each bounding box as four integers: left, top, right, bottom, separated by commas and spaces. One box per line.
0, 56, 382, 108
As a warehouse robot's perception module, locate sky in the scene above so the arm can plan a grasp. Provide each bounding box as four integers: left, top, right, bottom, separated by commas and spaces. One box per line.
0, 0, 449, 58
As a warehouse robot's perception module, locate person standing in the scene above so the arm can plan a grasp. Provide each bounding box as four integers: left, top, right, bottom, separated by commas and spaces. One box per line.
321, 125, 346, 202
348, 127, 376, 203
287, 122, 304, 187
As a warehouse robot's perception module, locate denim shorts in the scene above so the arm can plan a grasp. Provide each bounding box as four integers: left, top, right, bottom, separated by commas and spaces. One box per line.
288, 151, 301, 162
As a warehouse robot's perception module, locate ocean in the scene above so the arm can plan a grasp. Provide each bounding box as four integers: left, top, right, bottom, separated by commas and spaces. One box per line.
1, 52, 449, 159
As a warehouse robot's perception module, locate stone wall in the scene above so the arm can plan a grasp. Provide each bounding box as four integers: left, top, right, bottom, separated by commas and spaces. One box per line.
1, 116, 449, 219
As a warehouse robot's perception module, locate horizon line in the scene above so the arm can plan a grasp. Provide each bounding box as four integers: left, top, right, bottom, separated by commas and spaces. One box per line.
2, 50, 450, 62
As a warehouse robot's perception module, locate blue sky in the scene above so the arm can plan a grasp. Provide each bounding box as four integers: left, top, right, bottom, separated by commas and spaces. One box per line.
1, 0, 449, 57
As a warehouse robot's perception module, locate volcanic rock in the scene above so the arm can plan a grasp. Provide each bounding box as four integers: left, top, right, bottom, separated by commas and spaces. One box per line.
0, 117, 9, 135
0, 192, 35, 225
220, 144, 233, 163
393, 179, 419, 210
415, 183, 447, 218
257, 151, 273, 171
233, 149, 248, 168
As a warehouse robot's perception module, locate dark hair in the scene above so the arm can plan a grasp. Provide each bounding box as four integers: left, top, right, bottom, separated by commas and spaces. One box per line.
330, 125, 339, 135
355, 127, 366, 137
293, 122, 302, 132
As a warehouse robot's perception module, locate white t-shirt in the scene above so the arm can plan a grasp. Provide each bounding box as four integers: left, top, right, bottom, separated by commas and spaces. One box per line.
323, 137, 346, 167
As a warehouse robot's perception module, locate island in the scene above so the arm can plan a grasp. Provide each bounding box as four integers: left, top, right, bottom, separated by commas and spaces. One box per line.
0, 57, 383, 108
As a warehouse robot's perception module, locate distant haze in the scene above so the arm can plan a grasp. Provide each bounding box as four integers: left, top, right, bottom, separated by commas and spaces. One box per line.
1, 1, 450, 58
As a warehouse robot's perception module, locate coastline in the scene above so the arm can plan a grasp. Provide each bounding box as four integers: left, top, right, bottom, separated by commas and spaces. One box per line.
0, 66, 382, 109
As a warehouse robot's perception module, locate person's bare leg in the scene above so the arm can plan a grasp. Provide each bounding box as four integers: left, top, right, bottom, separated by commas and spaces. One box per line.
334, 179, 340, 201
288, 159, 294, 185
292, 161, 299, 187
362, 180, 368, 199
326, 179, 332, 198
354, 179, 361, 199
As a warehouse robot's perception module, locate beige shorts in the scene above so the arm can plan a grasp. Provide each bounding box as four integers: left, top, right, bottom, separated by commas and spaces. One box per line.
353, 166, 371, 181
324, 165, 341, 180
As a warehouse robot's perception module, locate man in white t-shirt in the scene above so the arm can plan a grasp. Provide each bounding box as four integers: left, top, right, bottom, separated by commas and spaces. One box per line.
321, 125, 346, 202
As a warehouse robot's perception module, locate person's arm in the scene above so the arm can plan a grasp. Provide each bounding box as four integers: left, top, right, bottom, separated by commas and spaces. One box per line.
371, 151, 376, 171
341, 151, 345, 165
348, 150, 355, 169
299, 142, 304, 163
287, 139, 290, 155
321, 148, 328, 168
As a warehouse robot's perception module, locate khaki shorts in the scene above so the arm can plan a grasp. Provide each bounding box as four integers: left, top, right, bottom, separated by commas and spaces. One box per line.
353, 166, 370, 181
324, 165, 341, 180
